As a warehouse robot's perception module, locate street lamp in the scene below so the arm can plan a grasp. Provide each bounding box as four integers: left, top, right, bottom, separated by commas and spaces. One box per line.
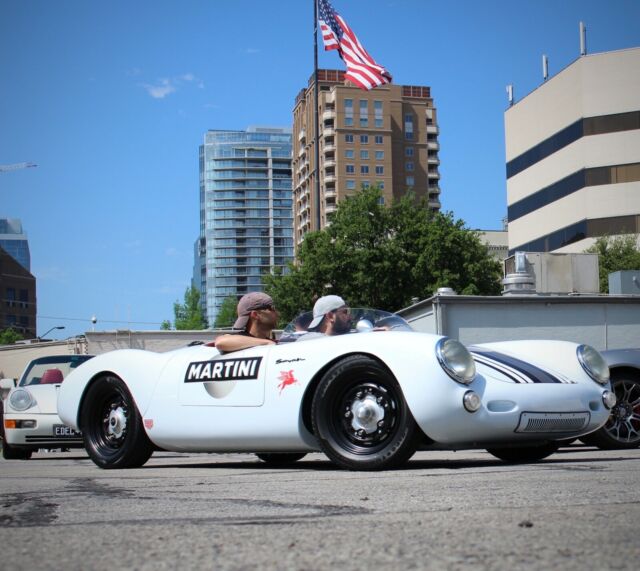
38, 325, 65, 341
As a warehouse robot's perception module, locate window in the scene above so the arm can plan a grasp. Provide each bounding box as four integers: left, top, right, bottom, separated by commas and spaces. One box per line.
406, 162, 414, 171
345, 134, 354, 143
346, 164, 355, 174
361, 165, 369, 174
346, 179, 356, 189
362, 180, 370, 188
345, 149, 354, 159
405, 113, 414, 140
377, 195, 385, 204
405, 147, 414, 157
359, 100, 368, 127
360, 150, 369, 160
377, 181, 385, 190
375, 135, 383, 144
360, 134, 369, 144
344, 98, 353, 127
375, 150, 384, 160
374, 100, 383, 128
375, 165, 384, 175
406, 176, 415, 186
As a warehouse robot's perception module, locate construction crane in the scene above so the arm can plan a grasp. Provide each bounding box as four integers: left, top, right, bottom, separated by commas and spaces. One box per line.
0, 162, 37, 173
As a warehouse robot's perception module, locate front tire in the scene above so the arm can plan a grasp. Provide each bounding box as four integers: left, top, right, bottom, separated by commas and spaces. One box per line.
580, 373, 640, 449
311, 355, 419, 471
487, 441, 560, 463
80, 375, 153, 469
255, 453, 307, 465
2, 441, 33, 460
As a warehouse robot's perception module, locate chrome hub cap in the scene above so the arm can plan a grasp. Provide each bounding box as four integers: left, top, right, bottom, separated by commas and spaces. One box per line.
351, 395, 385, 434
107, 406, 127, 439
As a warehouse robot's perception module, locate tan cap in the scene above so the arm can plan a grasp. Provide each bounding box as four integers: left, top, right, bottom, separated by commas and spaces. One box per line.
233, 292, 274, 330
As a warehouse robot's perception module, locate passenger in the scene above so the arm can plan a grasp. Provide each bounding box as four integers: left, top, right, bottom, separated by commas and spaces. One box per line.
214, 292, 278, 353
307, 295, 352, 336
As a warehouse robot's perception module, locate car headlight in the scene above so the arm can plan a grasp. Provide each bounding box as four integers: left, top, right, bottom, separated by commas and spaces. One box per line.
577, 345, 610, 385
436, 338, 476, 384
8, 388, 36, 411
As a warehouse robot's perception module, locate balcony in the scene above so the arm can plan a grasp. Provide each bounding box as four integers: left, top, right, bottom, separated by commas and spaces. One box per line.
324, 173, 336, 183
426, 124, 439, 134
427, 155, 440, 165
427, 170, 440, 180
298, 147, 306, 158
324, 159, 336, 169
427, 141, 440, 151
322, 109, 335, 121
323, 127, 335, 138
298, 129, 306, 142
324, 143, 335, 154
325, 202, 337, 214
325, 187, 337, 198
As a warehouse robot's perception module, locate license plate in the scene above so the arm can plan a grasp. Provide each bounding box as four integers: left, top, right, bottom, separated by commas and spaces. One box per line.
53, 424, 82, 438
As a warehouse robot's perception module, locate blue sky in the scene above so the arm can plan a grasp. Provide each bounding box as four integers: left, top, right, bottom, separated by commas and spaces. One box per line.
1, 0, 639, 339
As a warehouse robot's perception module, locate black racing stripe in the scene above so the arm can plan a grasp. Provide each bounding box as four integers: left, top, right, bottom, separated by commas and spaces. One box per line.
471, 354, 524, 384
470, 348, 564, 384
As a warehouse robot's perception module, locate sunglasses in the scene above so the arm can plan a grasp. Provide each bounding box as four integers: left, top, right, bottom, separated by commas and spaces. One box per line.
256, 304, 276, 311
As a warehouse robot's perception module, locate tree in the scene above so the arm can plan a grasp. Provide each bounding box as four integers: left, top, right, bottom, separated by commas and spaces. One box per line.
585, 234, 640, 293
214, 295, 238, 328
165, 286, 207, 330
263, 186, 502, 324
0, 327, 23, 345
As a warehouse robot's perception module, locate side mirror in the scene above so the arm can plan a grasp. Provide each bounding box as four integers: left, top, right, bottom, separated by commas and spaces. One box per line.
0, 378, 16, 390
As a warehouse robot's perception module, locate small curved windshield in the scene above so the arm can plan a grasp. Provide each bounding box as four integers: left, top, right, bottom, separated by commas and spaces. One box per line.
19, 355, 94, 386
280, 308, 412, 342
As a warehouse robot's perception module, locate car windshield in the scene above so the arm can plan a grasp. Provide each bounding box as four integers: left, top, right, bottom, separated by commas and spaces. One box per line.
19, 355, 94, 387
280, 308, 412, 342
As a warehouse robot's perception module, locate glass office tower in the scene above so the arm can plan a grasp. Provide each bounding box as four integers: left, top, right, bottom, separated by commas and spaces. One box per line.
195, 127, 293, 326
0, 218, 31, 272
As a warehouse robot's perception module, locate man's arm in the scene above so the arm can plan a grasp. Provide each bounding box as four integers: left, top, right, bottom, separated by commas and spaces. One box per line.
215, 334, 275, 352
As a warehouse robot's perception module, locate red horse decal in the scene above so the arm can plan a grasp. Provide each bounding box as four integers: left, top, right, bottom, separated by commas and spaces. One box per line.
277, 370, 299, 395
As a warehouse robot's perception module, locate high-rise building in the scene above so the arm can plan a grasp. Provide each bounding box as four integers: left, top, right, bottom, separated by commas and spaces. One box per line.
0, 246, 36, 338
195, 127, 293, 326
505, 47, 640, 254
0, 218, 31, 272
292, 70, 441, 248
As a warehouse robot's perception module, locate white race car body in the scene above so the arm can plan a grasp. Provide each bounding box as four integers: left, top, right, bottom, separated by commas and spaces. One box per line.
57, 323, 614, 469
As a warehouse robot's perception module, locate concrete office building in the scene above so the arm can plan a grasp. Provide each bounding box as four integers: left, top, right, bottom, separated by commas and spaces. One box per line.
505, 47, 640, 254
292, 70, 441, 248
0, 218, 31, 272
194, 127, 293, 326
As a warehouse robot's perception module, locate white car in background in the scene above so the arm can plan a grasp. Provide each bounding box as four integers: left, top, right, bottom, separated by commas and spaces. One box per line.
1, 354, 94, 460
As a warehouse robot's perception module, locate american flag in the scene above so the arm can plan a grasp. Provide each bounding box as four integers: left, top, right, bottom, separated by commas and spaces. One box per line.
317, 0, 392, 90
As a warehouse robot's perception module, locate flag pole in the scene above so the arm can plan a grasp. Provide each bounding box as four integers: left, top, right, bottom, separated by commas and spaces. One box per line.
313, 0, 321, 231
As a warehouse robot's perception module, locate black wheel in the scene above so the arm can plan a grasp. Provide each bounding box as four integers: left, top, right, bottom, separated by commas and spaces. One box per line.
581, 373, 640, 449
487, 441, 560, 463
255, 453, 307, 465
2, 441, 33, 460
80, 375, 153, 469
311, 355, 419, 471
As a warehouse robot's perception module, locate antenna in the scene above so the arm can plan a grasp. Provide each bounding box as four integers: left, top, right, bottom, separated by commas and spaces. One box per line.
506, 84, 514, 107
579, 22, 587, 56
542, 54, 549, 81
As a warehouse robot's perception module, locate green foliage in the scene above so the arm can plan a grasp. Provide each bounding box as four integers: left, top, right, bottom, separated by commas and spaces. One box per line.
160, 320, 171, 330
264, 186, 502, 324
214, 295, 238, 328
585, 234, 640, 293
0, 327, 23, 345
167, 286, 207, 330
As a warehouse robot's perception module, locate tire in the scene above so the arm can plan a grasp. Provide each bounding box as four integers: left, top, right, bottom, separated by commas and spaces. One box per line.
2, 441, 33, 460
255, 453, 307, 465
311, 355, 419, 471
487, 441, 560, 463
580, 373, 640, 449
80, 375, 153, 469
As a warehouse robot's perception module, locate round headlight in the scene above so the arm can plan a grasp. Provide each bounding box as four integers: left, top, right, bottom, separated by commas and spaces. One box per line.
577, 345, 610, 385
8, 388, 36, 412
436, 338, 476, 384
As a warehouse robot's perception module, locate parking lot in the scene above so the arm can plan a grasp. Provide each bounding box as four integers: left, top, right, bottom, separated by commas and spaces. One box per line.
2, 444, 639, 570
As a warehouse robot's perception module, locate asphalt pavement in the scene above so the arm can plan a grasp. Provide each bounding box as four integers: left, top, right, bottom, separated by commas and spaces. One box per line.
1, 445, 639, 570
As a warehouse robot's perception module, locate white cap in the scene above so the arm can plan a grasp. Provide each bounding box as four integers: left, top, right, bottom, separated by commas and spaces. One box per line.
308, 295, 347, 330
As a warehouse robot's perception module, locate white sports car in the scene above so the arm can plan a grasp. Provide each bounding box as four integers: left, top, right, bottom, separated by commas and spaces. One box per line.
2, 355, 94, 459
57, 310, 615, 471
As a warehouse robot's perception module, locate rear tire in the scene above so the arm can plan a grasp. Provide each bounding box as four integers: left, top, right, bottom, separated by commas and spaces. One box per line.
255, 453, 307, 465
580, 373, 640, 449
81, 375, 153, 469
487, 441, 560, 463
312, 355, 419, 471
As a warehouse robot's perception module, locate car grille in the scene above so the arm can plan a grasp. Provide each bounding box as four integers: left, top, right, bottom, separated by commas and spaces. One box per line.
516, 412, 590, 433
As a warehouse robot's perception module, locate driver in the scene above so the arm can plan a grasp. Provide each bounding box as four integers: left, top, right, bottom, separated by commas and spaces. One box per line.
307, 295, 352, 336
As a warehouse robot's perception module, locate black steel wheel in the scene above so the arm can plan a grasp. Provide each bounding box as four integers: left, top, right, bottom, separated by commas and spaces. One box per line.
2, 441, 33, 460
581, 373, 640, 449
80, 375, 153, 469
311, 355, 419, 471
487, 441, 560, 463
255, 453, 307, 465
